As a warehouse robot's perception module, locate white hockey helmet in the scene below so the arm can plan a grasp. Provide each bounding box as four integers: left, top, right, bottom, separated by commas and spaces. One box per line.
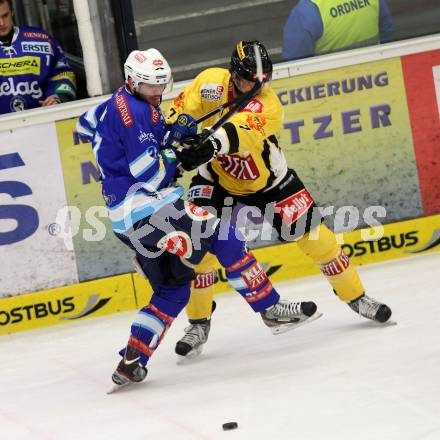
124, 48, 173, 94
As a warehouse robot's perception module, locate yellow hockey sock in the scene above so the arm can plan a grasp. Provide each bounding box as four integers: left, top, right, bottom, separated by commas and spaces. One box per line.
296, 224, 364, 302
186, 253, 217, 321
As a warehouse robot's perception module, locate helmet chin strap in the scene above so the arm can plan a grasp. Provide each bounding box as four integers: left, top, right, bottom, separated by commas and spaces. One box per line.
231, 73, 245, 97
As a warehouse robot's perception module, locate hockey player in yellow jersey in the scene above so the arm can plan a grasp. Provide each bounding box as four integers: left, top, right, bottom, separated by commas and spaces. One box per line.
166, 40, 392, 358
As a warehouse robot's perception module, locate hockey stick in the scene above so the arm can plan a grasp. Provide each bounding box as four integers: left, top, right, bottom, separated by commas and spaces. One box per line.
192, 94, 246, 126
199, 43, 264, 143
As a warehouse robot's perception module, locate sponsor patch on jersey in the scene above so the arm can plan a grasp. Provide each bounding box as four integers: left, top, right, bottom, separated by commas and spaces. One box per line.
157, 231, 192, 258
0, 56, 40, 75
184, 202, 215, 221
188, 185, 214, 200
201, 84, 224, 101
241, 261, 268, 290
275, 188, 313, 226
0, 78, 42, 99
114, 93, 133, 127
153, 59, 163, 66
216, 154, 260, 180
23, 31, 49, 39
320, 250, 350, 277
241, 98, 264, 113
134, 52, 147, 63
21, 41, 53, 55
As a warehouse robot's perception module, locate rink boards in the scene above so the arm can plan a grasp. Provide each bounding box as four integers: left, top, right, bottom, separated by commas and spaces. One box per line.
1, 213, 439, 335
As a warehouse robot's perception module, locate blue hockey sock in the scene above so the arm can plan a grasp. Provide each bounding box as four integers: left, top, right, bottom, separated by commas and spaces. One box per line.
121, 284, 190, 365
226, 252, 280, 313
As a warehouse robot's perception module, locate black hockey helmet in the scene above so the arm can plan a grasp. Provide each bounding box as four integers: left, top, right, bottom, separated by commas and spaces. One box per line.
230, 40, 273, 82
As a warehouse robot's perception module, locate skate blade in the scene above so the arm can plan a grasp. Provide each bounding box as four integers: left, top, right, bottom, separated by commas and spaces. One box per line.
176, 346, 203, 364
271, 311, 323, 335
377, 319, 397, 327
107, 381, 131, 394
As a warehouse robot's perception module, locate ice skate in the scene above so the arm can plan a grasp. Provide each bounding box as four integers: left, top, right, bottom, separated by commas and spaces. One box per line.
348, 294, 394, 324
107, 346, 147, 394
175, 318, 212, 360
261, 299, 322, 335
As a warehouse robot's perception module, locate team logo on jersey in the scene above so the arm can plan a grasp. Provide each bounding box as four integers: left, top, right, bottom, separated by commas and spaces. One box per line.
275, 188, 313, 226
115, 93, 133, 127
241, 261, 268, 290
9, 96, 26, 112
216, 153, 260, 180
157, 231, 193, 258
245, 114, 266, 135
23, 31, 49, 39
241, 98, 263, 113
134, 52, 147, 63
184, 202, 215, 221
0, 56, 40, 75
201, 84, 224, 101
0, 78, 43, 99
171, 91, 185, 111
21, 41, 53, 54
150, 106, 160, 124
138, 130, 156, 144
188, 185, 214, 200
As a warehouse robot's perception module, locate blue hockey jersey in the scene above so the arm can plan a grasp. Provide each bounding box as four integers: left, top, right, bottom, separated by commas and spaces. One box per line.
77, 86, 183, 233
0, 26, 76, 114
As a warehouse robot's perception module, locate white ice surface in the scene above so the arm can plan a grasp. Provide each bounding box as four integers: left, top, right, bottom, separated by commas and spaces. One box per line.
1, 252, 440, 440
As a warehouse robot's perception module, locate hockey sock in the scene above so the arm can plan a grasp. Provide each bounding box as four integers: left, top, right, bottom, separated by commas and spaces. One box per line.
121, 284, 190, 365
186, 253, 217, 320
226, 252, 280, 312
297, 224, 364, 302
210, 222, 280, 312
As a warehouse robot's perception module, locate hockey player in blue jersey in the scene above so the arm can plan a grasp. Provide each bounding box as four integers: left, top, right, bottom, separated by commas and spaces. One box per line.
0, 0, 76, 114
77, 48, 320, 389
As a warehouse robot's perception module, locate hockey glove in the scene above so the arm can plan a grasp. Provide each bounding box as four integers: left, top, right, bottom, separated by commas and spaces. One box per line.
164, 113, 198, 148
176, 130, 222, 171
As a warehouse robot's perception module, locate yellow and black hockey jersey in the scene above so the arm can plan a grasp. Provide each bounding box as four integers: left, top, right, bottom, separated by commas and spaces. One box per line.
166, 68, 288, 195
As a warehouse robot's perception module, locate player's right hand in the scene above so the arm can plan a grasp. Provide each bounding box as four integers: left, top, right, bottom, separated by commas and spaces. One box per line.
176, 131, 221, 171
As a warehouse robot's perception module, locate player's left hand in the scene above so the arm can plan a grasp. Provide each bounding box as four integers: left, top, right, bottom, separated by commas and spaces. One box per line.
164, 113, 197, 148
39, 94, 61, 106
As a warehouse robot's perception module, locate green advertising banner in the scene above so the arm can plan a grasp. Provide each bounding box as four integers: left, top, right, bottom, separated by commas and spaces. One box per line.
272, 56, 423, 229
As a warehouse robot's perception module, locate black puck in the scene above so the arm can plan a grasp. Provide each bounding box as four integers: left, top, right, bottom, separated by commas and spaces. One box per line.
222, 422, 238, 431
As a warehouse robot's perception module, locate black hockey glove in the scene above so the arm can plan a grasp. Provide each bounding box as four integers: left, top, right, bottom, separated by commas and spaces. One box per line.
175, 130, 222, 171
